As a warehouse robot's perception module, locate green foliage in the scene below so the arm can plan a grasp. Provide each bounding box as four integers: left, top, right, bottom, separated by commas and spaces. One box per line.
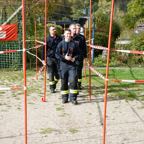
94, 32, 108, 47
135, 18, 144, 28
129, 32, 144, 51
114, 32, 144, 66
69, 0, 98, 19
49, 0, 72, 20
94, 10, 120, 47
124, 0, 144, 28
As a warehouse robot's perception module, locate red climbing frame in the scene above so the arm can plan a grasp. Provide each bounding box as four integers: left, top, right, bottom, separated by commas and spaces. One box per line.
21, 0, 48, 143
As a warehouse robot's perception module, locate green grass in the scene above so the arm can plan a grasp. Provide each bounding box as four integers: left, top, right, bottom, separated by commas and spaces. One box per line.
83, 67, 144, 101
1, 68, 144, 101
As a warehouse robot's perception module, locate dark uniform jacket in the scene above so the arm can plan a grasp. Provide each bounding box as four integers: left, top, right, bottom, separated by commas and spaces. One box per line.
55, 40, 80, 66
42, 35, 62, 60
73, 34, 87, 59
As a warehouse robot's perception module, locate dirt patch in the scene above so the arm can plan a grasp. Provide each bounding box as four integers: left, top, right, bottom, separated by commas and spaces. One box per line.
0, 74, 144, 144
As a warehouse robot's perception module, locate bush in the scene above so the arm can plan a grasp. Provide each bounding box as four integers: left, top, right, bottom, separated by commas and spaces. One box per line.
129, 32, 144, 51
94, 10, 120, 48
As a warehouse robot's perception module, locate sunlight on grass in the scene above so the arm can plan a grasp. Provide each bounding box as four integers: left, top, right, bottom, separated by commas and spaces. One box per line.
1, 68, 144, 101
83, 67, 144, 100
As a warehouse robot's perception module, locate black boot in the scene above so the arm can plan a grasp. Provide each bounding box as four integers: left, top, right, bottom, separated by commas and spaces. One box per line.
71, 99, 78, 105
62, 95, 68, 104
69, 93, 78, 105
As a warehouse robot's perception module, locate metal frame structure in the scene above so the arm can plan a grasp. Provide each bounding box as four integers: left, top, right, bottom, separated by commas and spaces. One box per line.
21, 0, 48, 143
102, 0, 115, 143
88, 0, 144, 144
21, 0, 27, 143
2, 0, 143, 144
88, 0, 115, 143
88, 0, 92, 101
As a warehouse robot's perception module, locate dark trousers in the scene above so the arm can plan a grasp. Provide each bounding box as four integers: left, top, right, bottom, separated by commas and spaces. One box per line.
60, 62, 78, 101
77, 60, 83, 88
47, 57, 59, 90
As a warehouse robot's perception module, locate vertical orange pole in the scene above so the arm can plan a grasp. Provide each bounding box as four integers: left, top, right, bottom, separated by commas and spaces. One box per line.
88, 0, 92, 101
22, 0, 27, 144
102, 0, 115, 144
42, 0, 48, 102
34, 19, 38, 80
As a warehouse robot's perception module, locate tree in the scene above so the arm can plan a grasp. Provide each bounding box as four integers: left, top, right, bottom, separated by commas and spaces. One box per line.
93, 2, 120, 47
124, 0, 144, 28
48, 0, 72, 20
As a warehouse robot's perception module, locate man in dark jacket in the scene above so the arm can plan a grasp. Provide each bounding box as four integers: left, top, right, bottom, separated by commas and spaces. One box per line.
69, 24, 87, 90
75, 23, 87, 89
56, 29, 80, 104
42, 26, 62, 93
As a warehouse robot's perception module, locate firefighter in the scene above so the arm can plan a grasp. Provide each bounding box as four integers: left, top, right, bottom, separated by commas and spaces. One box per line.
75, 23, 87, 89
55, 29, 80, 104
42, 26, 62, 93
69, 24, 87, 90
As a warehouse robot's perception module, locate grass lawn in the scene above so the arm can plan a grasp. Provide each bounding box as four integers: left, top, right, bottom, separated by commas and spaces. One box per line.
0, 69, 43, 97
0, 67, 144, 101
82, 67, 144, 101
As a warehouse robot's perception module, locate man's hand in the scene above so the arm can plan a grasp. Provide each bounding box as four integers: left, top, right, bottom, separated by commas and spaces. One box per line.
65, 54, 72, 61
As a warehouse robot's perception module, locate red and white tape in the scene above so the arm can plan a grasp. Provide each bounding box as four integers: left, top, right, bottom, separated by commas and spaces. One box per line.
0, 49, 22, 54
89, 44, 144, 55
88, 64, 144, 84
0, 85, 21, 91
112, 79, 144, 84
0, 44, 42, 55
89, 66, 105, 80
35, 40, 46, 45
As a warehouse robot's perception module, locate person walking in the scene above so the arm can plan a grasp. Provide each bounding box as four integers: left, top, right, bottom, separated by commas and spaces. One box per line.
56, 29, 80, 104
42, 26, 62, 93
75, 23, 87, 89
69, 24, 87, 90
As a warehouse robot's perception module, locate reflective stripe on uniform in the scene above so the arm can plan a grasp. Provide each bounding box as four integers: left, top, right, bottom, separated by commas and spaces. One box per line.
78, 79, 82, 82
70, 89, 78, 94
49, 81, 55, 85
61, 90, 69, 95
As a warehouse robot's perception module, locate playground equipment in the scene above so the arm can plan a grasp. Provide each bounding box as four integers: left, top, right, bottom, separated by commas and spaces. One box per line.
0, 4, 22, 69
87, 1, 144, 144
0, 0, 48, 143
1, 0, 144, 144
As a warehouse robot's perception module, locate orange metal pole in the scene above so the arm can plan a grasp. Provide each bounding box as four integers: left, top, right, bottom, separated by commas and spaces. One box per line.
34, 19, 38, 80
88, 0, 92, 101
102, 0, 115, 144
22, 0, 28, 144
42, 0, 48, 102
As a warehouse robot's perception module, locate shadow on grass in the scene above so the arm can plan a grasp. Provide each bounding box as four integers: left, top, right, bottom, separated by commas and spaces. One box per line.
79, 82, 144, 103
